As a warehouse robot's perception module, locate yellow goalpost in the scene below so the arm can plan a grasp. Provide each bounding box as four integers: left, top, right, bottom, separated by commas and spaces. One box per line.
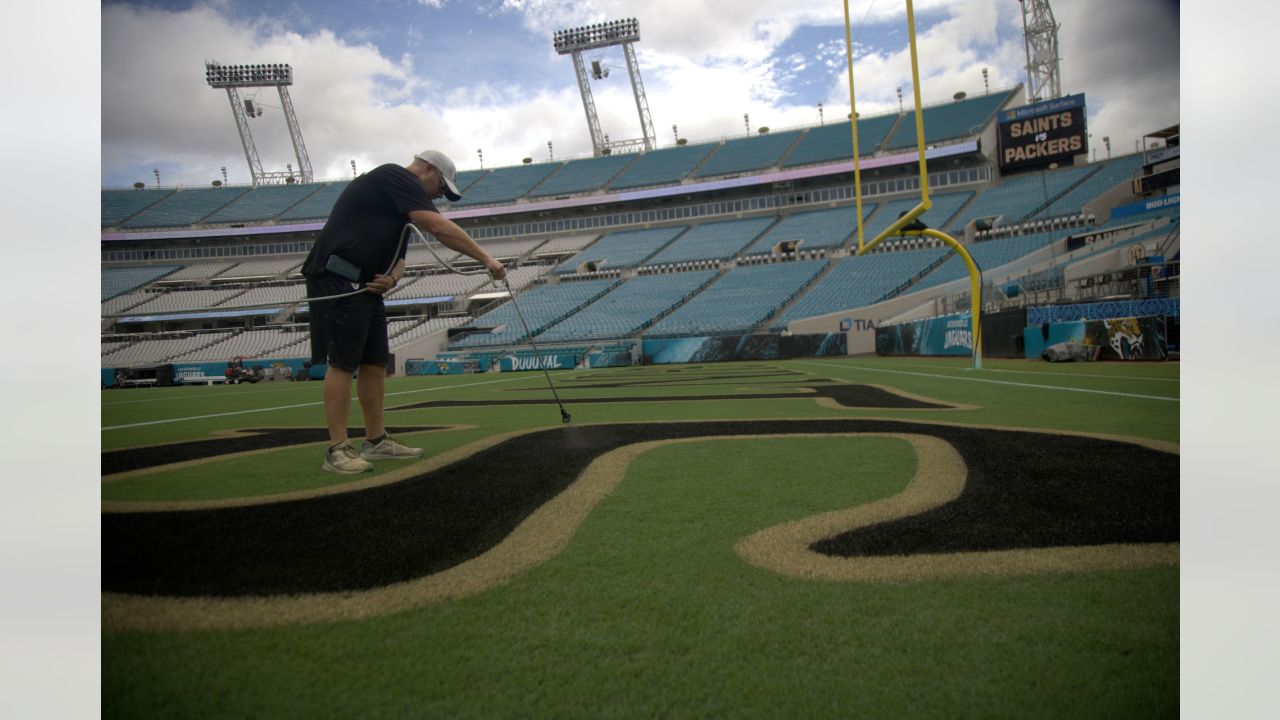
842, 0, 983, 368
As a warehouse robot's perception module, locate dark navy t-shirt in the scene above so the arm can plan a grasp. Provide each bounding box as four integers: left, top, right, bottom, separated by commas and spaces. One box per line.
302, 164, 437, 282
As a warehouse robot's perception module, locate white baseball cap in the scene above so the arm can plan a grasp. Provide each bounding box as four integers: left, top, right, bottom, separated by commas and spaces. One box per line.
414, 149, 462, 201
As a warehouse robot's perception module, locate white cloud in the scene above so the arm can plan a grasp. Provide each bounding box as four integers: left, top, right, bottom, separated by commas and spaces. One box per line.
101, 0, 1178, 185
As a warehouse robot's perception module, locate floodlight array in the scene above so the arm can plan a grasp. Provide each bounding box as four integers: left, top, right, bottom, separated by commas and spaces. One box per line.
205, 62, 293, 87
553, 18, 639, 54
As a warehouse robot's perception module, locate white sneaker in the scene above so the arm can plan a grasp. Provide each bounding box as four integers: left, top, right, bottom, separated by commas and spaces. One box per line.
323, 440, 373, 474
361, 434, 424, 460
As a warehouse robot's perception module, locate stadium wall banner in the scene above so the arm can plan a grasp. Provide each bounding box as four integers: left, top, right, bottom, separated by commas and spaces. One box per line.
1023, 316, 1168, 360
586, 351, 634, 368
173, 362, 231, 382
642, 333, 847, 365
1028, 298, 1179, 326
997, 93, 1088, 173
499, 354, 580, 372
1021, 320, 1087, 359
101, 368, 117, 388
1110, 193, 1180, 220
875, 312, 974, 357
405, 359, 467, 375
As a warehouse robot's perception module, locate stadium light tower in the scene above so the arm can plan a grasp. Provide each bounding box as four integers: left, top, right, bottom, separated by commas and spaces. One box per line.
204, 61, 313, 185
553, 18, 657, 156
1018, 0, 1063, 102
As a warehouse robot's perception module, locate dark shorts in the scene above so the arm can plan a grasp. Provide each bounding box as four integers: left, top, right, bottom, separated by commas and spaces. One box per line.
306, 275, 388, 371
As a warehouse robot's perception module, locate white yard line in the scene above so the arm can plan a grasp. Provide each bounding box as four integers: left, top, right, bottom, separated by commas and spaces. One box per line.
879, 360, 1180, 383
102, 376, 529, 431
102, 386, 305, 405
797, 360, 1179, 402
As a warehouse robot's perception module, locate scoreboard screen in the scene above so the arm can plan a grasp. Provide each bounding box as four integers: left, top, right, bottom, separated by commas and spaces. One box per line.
997, 93, 1088, 173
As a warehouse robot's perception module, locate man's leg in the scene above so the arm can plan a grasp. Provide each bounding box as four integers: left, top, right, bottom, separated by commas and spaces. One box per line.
324, 367, 355, 445
356, 362, 386, 440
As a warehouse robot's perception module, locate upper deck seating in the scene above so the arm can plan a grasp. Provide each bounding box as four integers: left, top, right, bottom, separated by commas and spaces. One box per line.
454, 169, 488, 193
782, 113, 902, 167
121, 187, 249, 228
204, 183, 324, 224
607, 143, 717, 190
102, 189, 173, 227
527, 154, 636, 197
693, 130, 803, 178
449, 163, 561, 207
883, 89, 1016, 150
278, 181, 349, 222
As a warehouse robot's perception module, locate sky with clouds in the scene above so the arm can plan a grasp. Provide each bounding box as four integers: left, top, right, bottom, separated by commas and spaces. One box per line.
100, 0, 1179, 187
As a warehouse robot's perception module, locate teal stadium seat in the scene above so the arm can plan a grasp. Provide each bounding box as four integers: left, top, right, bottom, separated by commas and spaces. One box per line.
527, 154, 637, 198
884, 89, 1017, 150
102, 266, 182, 301
782, 113, 902, 167
449, 163, 561, 207
645, 260, 827, 337
537, 270, 718, 342
607, 143, 718, 190
454, 169, 488, 194
555, 225, 686, 275
450, 279, 618, 348
122, 187, 249, 229
770, 249, 947, 330
644, 216, 775, 265
948, 164, 1093, 231
911, 229, 1071, 293
1033, 154, 1146, 220
860, 190, 974, 241
278, 181, 348, 222
102, 189, 173, 227
694, 130, 803, 178
743, 205, 874, 255
205, 183, 326, 224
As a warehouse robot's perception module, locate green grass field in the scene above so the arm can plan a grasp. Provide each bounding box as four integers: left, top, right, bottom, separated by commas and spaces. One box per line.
101, 356, 1179, 717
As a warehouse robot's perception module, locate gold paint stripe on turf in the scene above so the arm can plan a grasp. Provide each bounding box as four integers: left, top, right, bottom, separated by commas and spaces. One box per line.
102, 429, 1178, 633
101, 426, 522, 513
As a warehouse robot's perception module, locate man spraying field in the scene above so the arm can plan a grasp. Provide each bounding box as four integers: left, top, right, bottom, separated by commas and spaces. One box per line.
301, 150, 505, 474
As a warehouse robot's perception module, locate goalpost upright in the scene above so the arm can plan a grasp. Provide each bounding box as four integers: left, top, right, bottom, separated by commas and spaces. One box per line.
842, 0, 983, 369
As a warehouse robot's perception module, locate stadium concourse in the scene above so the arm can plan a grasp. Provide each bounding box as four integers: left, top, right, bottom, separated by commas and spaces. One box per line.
101, 85, 1179, 384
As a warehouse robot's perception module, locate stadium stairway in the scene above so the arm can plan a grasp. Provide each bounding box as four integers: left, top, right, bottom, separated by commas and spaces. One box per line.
1016, 165, 1104, 224
752, 256, 843, 333
686, 141, 723, 178
771, 129, 812, 170
874, 112, 908, 154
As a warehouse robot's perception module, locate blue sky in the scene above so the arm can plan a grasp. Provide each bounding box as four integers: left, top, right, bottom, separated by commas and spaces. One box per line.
99, 0, 1179, 187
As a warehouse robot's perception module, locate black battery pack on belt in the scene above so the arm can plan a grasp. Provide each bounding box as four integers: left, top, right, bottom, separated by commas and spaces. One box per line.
325, 255, 363, 282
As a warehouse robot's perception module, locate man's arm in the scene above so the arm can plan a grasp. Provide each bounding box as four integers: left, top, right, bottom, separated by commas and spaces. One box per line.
409, 209, 506, 280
